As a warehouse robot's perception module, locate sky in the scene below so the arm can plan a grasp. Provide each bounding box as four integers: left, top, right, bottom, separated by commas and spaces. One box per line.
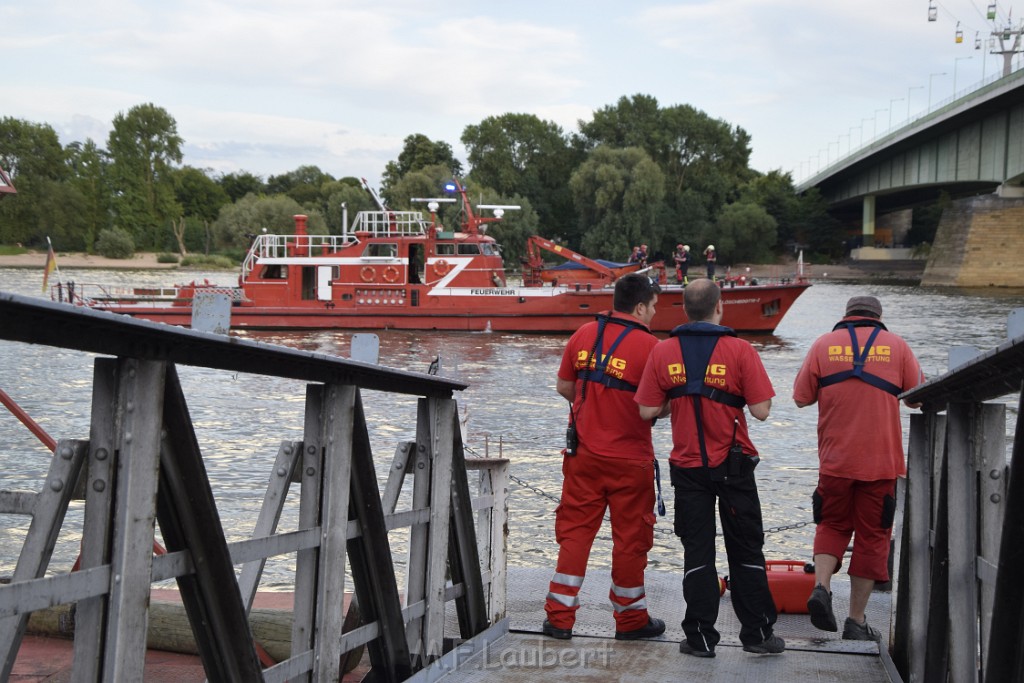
4, 0, 1020, 190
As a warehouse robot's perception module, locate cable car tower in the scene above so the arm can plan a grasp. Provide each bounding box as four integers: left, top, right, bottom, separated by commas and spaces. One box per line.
990, 17, 1023, 77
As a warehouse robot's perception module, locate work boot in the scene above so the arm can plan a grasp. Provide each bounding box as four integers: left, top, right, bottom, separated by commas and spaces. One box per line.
807, 584, 838, 632
614, 617, 666, 641
842, 617, 881, 642
541, 619, 572, 640
679, 640, 716, 658
743, 633, 785, 655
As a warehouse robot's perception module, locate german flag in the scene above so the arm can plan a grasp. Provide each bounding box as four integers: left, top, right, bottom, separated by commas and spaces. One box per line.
41, 241, 57, 293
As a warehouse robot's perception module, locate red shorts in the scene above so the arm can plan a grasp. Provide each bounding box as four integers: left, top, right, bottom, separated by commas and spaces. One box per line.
812, 474, 896, 582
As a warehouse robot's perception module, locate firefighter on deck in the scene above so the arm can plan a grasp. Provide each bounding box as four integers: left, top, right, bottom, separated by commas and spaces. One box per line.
542, 274, 667, 641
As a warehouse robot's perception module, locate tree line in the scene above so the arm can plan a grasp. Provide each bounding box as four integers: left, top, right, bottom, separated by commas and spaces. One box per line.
0, 96, 848, 267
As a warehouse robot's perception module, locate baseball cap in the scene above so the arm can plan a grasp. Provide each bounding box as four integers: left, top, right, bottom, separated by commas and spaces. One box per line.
845, 295, 882, 317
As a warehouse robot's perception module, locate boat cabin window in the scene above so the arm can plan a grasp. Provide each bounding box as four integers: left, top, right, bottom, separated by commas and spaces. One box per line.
457, 244, 480, 255
260, 264, 288, 279
436, 243, 456, 256
481, 243, 499, 256
363, 243, 397, 258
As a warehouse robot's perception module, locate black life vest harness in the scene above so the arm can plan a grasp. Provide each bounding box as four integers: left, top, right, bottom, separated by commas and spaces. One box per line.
818, 320, 902, 397
575, 313, 646, 393
666, 323, 747, 472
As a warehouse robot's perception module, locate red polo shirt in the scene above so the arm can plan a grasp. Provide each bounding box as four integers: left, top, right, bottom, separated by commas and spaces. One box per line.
558, 312, 659, 461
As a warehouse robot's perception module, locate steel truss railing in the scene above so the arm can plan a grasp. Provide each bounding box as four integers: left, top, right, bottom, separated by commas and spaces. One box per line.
0, 292, 509, 682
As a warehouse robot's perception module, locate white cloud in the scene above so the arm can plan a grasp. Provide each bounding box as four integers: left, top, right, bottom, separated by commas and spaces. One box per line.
2, 0, 1016, 185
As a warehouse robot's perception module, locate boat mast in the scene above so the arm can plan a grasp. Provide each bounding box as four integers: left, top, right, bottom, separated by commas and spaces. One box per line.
448, 179, 519, 235
361, 178, 388, 211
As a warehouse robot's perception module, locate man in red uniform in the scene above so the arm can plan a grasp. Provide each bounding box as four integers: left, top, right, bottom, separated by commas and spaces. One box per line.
793, 295, 923, 641
703, 245, 716, 280
543, 274, 666, 641
636, 278, 784, 657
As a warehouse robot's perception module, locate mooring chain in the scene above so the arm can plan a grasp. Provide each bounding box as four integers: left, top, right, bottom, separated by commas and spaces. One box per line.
462, 444, 808, 536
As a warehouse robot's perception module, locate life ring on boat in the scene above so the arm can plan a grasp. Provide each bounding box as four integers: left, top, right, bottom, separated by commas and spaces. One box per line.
382, 265, 400, 283
360, 266, 376, 282
433, 259, 451, 277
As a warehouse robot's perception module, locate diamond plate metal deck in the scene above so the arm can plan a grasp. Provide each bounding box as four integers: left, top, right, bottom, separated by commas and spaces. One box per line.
437, 568, 895, 681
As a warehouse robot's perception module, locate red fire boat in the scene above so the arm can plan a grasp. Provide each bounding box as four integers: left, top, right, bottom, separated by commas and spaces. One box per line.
59, 180, 810, 334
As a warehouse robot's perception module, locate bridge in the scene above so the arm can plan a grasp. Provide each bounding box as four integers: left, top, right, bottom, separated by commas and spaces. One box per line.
795, 68, 1024, 287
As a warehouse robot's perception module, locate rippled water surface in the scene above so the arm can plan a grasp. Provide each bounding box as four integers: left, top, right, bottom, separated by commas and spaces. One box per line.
2, 267, 1022, 585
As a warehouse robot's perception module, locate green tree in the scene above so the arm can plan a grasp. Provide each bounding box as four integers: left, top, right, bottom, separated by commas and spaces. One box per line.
321, 178, 375, 234
579, 95, 753, 257
173, 166, 230, 254
739, 170, 800, 251
793, 188, 845, 259
380, 135, 462, 203
461, 113, 581, 240
0, 118, 69, 247
212, 193, 326, 250
568, 146, 666, 259
714, 202, 778, 263
384, 164, 458, 212
266, 165, 335, 207
65, 140, 110, 252
218, 171, 265, 202
106, 103, 184, 249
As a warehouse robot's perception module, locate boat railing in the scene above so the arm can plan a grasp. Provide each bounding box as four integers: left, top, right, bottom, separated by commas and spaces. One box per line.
50, 282, 245, 306
347, 210, 430, 238
0, 292, 509, 682
892, 307, 1024, 683
50, 282, 183, 305
241, 233, 359, 275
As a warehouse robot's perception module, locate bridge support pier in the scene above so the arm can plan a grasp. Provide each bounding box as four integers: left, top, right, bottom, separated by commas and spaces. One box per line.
862, 194, 876, 243
922, 194, 1024, 287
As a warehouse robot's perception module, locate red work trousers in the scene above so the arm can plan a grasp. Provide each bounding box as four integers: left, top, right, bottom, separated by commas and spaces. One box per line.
544, 450, 656, 631
813, 474, 896, 581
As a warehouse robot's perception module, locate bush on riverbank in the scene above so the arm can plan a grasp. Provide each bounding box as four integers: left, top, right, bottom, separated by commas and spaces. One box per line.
96, 228, 135, 259
156, 252, 180, 264
179, 254, 235, 269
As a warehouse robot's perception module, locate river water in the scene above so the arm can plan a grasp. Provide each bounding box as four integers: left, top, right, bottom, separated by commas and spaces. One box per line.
1, 267, 1022, 587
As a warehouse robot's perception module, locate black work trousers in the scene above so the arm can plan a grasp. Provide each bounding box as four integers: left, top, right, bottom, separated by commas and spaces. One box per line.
670, 463, 777, 649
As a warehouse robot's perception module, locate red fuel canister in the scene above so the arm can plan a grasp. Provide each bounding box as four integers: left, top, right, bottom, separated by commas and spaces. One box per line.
765, 560, 815, 614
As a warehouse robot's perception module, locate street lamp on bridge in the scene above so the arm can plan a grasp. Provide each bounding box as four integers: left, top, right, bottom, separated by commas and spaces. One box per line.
874, 109, 887, 137
953, 56, 974, 96
889, 98, 903, 129
928, 72, 947, 110
907, 86, 923, 120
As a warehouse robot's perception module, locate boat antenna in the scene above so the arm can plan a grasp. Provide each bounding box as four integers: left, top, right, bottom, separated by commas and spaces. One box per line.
447, 178, 520, 234
411, 197, 457, 228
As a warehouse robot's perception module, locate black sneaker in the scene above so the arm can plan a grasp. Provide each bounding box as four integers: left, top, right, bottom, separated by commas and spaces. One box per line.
842, 617, 881, 642
807, 584, 838, 632
614, 617, 666, 641
743, 633, 786, 654
679, 640, 716, 658
542, 619, 572, 640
